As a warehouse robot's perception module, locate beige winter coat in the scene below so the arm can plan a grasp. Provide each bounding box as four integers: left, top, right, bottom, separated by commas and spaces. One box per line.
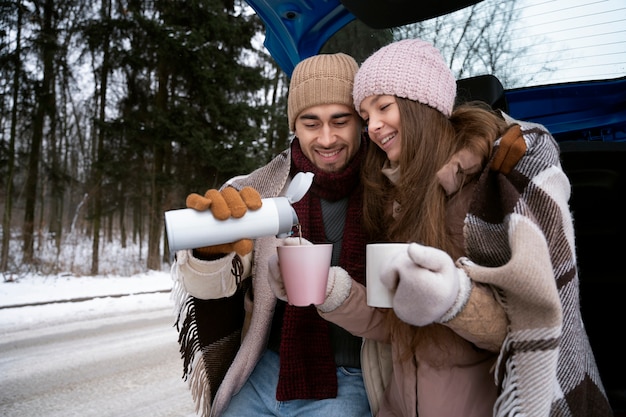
320, 275, 506, 417
318, 140, 508, 417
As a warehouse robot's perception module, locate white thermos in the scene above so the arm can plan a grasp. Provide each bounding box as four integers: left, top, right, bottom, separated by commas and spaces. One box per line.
164, 172, 313, 252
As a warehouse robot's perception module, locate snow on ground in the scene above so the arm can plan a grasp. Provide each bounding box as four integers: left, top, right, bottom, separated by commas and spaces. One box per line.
0, 270, 175, 334
0, 231, 180, 334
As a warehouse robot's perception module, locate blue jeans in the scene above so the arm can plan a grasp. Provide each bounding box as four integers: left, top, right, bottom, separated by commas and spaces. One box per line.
222, 349, 372, 417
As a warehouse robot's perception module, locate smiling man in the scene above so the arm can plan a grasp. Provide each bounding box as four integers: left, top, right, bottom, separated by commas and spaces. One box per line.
293, 103, 362, 172
172, 52, 372, 417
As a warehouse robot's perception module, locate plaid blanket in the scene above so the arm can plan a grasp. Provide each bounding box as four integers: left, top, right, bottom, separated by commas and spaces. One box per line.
460, 119, 613, 416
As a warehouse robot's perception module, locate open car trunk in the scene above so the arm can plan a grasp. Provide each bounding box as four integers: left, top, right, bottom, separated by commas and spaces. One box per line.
244, 1, 626, 413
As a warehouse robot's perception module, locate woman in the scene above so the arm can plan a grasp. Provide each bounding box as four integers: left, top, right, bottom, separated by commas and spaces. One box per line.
328, 39, 510, 417
269, 39, 610, 417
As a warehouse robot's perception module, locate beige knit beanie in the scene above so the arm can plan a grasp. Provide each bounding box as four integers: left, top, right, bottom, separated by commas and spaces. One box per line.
288, 53, 359, 132
353, 39, 456, 117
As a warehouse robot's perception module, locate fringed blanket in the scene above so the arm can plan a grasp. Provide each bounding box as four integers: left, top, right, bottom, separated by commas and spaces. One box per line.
171, 257, 250, 417
171, 150, 293, 417
460, 119, 613, 416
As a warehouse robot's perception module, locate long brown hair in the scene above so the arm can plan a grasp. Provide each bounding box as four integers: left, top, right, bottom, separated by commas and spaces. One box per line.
362, 99, 508, 362
362, 99, 454, 248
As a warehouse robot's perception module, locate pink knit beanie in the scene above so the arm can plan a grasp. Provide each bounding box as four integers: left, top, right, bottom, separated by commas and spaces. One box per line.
288, 53, 359, 132
353, 39, 456, 117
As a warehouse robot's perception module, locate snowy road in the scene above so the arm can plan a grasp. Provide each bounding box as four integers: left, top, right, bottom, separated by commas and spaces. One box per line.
0, 295, 198, 417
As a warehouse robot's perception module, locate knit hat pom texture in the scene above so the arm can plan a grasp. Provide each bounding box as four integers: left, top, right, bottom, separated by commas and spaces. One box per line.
353, 39, 457, 117
288, 53, 359, 132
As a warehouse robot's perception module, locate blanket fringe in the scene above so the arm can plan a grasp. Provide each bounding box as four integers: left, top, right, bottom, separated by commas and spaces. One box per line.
171, 267, 213, 417
494, 334, 523, 416
189, 353, 211, 417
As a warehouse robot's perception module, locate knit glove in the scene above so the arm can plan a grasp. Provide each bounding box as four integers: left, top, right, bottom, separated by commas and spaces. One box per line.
380, 242, 472, 326
267, 237, 347, 306
185, 186, 261, 257
268, 237, 310, 302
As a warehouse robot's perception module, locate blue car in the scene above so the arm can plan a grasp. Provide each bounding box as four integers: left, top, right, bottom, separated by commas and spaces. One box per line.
244, 0, 625, 414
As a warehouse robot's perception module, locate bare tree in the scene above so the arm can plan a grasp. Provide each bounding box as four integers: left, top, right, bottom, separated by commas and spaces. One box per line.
395, 0, 555, 88
86, 0, 112, 275
22, 0, 58, 264
1, 0, 24, 271
2, 0, 565, 276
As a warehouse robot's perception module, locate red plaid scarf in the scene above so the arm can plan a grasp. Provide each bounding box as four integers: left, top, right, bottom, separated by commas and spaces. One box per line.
276, 137, 367, 401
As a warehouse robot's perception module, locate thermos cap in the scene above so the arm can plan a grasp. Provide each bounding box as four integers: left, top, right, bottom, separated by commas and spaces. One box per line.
285, 172, 314, 203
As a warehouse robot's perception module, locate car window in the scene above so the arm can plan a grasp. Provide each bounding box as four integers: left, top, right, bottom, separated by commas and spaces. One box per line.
328, 0, 625, 89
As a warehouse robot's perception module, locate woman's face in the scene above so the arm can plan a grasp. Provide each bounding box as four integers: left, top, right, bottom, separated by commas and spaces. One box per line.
358, 95, 402, 163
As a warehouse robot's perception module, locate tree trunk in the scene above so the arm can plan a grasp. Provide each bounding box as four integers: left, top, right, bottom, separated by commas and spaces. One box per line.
146, 59, 168, 270
90, 0, 112, 275
1, 2, 23, 271
23, 0, 56, 265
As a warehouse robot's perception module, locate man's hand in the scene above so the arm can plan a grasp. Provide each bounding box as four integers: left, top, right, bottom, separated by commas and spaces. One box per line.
267, 237, 311, 301
185, 186, 262, 257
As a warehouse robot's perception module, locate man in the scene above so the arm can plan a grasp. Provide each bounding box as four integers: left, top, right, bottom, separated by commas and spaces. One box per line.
171, 52, 371, 417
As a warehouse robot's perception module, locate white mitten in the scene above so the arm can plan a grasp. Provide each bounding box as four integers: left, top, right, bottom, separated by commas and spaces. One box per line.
380, 242, 472, 326
267, 237, 312, 302
316, 266, 352, 312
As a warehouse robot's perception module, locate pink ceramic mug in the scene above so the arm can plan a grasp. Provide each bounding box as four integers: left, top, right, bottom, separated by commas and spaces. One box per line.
277, 244, 333, 306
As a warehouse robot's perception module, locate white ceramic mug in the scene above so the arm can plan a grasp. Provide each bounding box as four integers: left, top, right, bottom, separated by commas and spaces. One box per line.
366, 243, 410, 308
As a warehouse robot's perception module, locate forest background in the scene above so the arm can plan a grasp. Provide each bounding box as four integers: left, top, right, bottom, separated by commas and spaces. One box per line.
0, 0, 546, 277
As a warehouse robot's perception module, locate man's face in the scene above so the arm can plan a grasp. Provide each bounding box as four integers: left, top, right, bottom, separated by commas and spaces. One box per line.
293, 103, 362, 173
